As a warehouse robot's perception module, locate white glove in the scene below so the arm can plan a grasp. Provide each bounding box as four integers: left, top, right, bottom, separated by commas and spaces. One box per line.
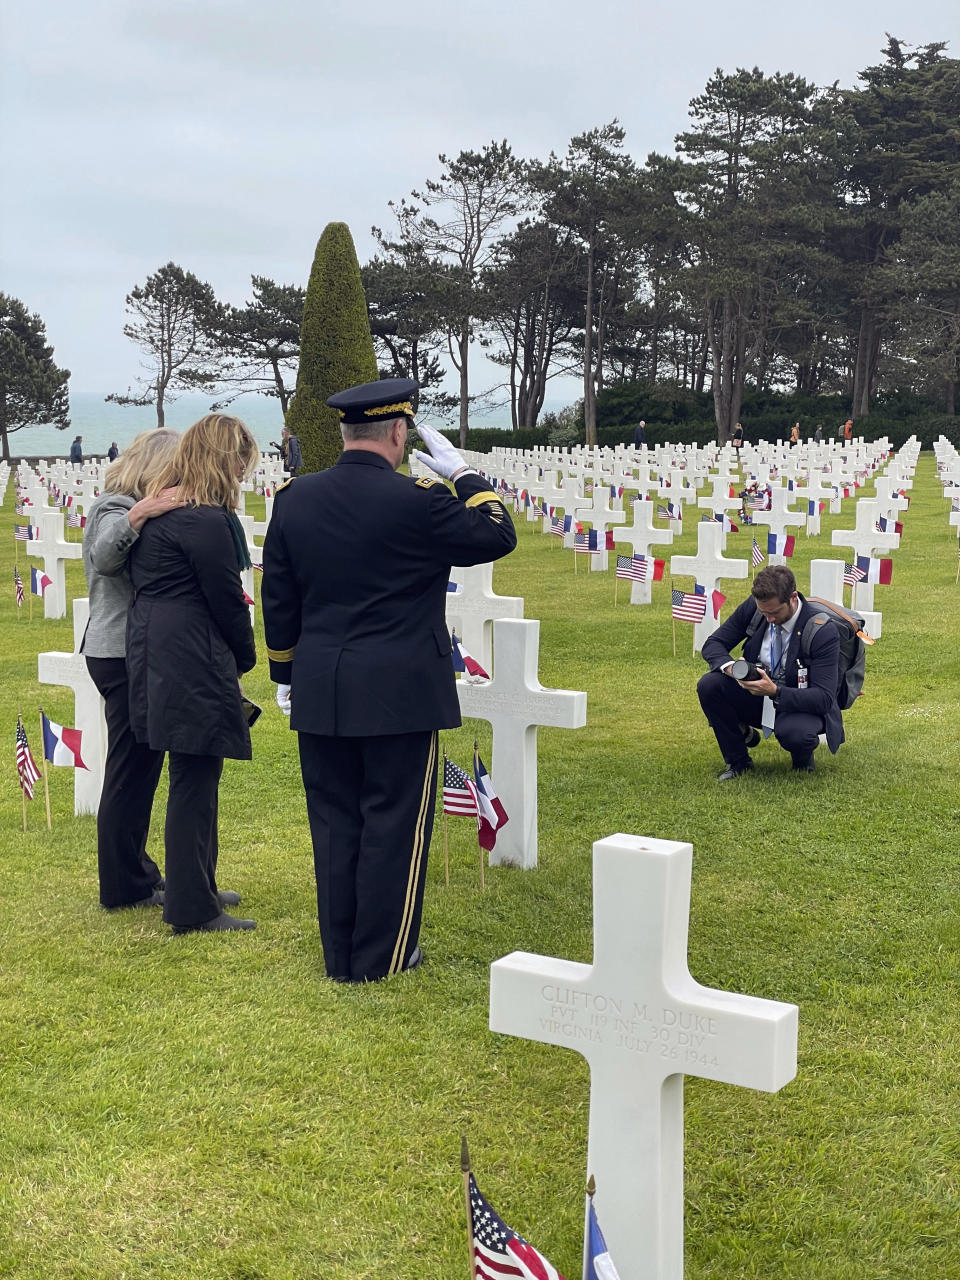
411, 423, 469, 481
276, 684, 291, 716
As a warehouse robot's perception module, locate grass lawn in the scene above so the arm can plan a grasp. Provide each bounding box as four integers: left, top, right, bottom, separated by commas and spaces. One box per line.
1, 450, 959, 1279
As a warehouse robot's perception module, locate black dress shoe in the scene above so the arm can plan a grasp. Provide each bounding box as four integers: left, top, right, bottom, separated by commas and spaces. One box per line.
792, 755, 815, 772
103, 889, 164, 910
403, 946, 423, 972
217, 889, 242, 908
717, 759, 754, 781
172, 912, 256, 934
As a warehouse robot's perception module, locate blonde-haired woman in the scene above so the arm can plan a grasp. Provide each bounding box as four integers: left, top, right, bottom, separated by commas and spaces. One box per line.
126, 414, 259, 934
83, 428, 182, 909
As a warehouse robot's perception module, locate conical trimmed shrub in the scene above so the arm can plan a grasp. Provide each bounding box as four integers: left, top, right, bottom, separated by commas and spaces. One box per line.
286, 222, 378, 473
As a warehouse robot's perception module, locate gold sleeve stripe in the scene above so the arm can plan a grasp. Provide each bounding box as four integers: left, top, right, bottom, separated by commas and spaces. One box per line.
266, 645, 296, 661
464, 491, 502, 509
388, 730, 437, 976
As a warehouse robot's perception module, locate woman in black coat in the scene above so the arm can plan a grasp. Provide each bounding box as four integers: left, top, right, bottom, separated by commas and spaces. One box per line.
127, 413, 259, 934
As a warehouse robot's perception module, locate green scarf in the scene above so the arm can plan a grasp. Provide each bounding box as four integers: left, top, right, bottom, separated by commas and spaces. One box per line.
226, 510, 252, 571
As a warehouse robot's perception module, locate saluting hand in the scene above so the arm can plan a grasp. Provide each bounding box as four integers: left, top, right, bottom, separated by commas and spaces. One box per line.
412, 424, 469, 481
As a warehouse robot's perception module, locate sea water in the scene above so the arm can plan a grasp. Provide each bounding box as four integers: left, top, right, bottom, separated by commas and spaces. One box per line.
12, 391, 531, 460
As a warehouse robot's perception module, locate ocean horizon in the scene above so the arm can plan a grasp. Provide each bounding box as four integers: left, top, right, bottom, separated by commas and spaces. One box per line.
9, 390, 576, 460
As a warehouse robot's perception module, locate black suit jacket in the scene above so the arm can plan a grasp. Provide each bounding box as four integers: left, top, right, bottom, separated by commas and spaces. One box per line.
701, 593, 844, 752
261, 453, 516, 736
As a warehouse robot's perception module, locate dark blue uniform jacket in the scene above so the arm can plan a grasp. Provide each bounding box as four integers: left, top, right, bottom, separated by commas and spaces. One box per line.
261, 452, 516, 736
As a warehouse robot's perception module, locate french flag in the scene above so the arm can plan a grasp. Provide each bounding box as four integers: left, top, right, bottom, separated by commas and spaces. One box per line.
31, 567, 52, 596
41, 712, 88, 770
473, 749, 508, 850
451, 633, 489, 679
604, 529, 616, 550
767, 533, 795, 557
855, 555, 893, 584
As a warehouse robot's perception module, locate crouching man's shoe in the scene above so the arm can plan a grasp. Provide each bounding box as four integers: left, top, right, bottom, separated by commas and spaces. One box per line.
717, 759, 754, 781
792, 754, 816, 773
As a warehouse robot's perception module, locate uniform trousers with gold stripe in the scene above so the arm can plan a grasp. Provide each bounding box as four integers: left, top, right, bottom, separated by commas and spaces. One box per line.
297, 729, 438, 983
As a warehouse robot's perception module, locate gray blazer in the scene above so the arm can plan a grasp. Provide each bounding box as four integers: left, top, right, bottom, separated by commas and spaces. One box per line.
81, 494, 141, 658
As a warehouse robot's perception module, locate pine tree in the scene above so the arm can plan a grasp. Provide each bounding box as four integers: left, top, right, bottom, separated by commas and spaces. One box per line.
0, 294, 70, 462
286, 223, 378, 473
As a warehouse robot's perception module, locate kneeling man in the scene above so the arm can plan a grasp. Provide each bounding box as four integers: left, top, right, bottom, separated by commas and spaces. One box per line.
697, 566, 843, 779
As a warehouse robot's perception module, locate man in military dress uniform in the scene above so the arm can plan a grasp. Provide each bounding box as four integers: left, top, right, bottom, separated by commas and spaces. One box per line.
261, 378, 516, 983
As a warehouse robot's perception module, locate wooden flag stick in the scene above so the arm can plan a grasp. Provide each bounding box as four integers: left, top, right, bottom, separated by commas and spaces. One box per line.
19, 715, 27, 832
614, 576, 619, 607
478, 837, 485, 893
461, 1136, 475, 1280
955, 548, 959, 585
671, 578, 677, 658
38, 708, 51, 831
443, 809, 450, 888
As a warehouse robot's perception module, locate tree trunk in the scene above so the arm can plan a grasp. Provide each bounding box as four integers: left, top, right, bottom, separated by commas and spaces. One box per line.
695, 332, 708, 395
457, 326, 469, 448
0, 394, 9, 462
583, 236, 597, 447
156, 392, 165, 429
946, 377, 956, 416
851, 307, 879, 420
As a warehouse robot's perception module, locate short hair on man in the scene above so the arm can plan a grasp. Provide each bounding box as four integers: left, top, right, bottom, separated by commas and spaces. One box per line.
751, 565, 796, 603
340, 415, 407, 444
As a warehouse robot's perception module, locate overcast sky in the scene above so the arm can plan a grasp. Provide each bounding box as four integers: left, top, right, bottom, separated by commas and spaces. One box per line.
1, 0, 955, 399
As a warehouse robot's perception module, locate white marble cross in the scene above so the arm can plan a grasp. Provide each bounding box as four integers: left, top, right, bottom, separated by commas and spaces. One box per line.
808, 559, 881, 638
455, 619, 586, 869
37, 598, 107, 815
446, 562, 524, 675
748, 486, 805, 566
696, 475, 741, 515
670, 522, 749, 652
614, 499, 675, 605
25, 508, 83, 619
490, 833, 798, 1280
830, 498, 899, 612
583, 486, 630, 571
560, 479, 595, 549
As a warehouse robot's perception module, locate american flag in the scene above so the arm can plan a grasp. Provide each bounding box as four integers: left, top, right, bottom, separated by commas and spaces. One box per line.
16, 719, 41, 800
66, 511, 86, 528
751, 538, 765, 567
746, 492, 769, 510
843, 562, 866, 586
468, 1172, 566, 1280
573, 530, 597, 554
616, 554, 643, 581
672, 589, 707, 622
14, 566, 23, 608
14, 525, 33, 541
656, 503, 681, 521
442, 756, 480, 819
549, 516, 565, 537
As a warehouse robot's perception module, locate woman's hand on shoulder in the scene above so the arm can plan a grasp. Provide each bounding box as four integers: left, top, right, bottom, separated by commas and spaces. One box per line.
127, 487, 186, 532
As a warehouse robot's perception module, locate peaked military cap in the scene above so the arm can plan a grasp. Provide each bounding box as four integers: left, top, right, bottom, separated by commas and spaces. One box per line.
327, 377, 419, 425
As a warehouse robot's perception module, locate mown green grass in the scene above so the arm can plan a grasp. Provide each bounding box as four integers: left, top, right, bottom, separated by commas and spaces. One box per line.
2, 454, 959, 1278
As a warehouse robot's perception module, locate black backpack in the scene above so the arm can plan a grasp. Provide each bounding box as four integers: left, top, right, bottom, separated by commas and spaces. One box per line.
746, 598, 872, 710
